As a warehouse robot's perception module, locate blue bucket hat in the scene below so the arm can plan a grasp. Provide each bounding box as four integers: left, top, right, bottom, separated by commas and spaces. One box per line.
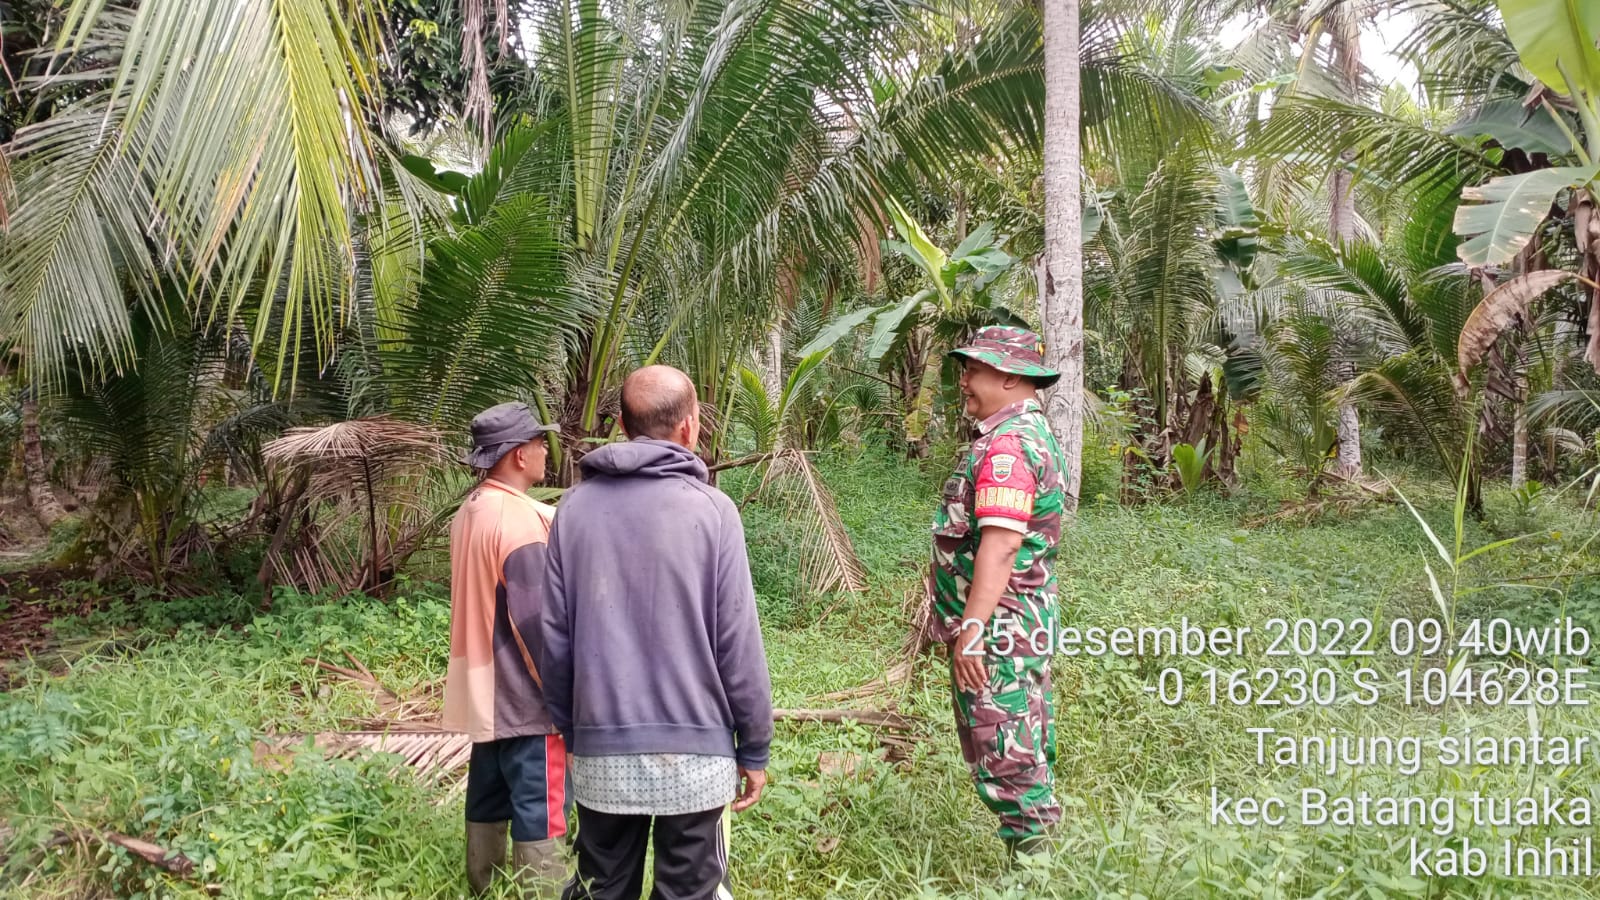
462, 402, 560, 469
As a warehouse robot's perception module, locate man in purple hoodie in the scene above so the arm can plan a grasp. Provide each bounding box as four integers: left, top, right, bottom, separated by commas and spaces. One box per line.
538, 365, 773, 900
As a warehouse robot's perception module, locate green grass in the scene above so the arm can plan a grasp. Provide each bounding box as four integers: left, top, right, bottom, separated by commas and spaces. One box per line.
4, 446, 1600, 898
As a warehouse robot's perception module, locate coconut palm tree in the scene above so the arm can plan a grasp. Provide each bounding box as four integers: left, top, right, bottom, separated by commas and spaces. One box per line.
2, 0, 418, 391
1250, 0, 1600, 495
1249, 173, 1489, 507
1041, 0, 1084, 512
1225, 0, 1406, 478
1085, 134, 1264, 490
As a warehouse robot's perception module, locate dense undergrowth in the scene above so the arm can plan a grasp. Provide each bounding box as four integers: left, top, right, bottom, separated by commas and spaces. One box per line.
3, 446, 1600, 898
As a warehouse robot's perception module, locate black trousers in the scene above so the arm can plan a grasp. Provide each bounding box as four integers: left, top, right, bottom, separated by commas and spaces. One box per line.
562, 804, 731, 900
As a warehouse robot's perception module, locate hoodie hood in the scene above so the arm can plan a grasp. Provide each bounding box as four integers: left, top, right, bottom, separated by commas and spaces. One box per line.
579, 437, 708, 482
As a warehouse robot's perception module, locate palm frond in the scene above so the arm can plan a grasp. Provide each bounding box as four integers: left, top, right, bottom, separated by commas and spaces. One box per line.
762, 448, 867, 595
1, 96, 159, 383
383, 194, 587, 430
1408, 266, 1480, 363
1528, 388, 1600, 431
1254, 304, 1358, 471
261, 730, 472, 782
1275, 236, 1431, 354
1090, 141, 1222, 424
44, 0, 393, 380
1395, 0, 1523, 103
1250, 94, 1493, 202
733, 366, 781, 453
261, 418, 458, 595
263, 418, 446, 477
0, 143, 13, 231
54, 306, 219, 496
1349, 351, 1468, 480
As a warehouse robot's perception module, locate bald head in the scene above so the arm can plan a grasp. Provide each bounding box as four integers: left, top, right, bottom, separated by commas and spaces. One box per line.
620, 365, 699, 444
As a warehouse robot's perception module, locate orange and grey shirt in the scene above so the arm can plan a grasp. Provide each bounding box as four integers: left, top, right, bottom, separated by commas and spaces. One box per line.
442, 478, 558, 743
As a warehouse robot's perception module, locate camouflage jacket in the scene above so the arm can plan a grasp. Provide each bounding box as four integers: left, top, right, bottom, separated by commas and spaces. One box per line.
928, 398, 1067, 657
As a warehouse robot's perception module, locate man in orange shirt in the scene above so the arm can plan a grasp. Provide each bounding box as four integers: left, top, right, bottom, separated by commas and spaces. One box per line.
444, 402, 569, 896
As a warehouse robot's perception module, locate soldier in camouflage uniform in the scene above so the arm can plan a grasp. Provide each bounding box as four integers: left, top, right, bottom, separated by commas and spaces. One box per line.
928, 325, 1067, 859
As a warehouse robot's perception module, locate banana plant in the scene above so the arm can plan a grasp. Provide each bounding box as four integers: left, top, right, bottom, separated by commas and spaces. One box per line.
801, 198, 1022, 359
1453, 0, 1600, 375
799, 198, 1025, 449
1171, 438, 1211, 496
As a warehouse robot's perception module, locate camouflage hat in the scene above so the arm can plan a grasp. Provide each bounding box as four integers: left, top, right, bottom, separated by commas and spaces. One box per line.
463, 401, 560, 469
949, 325, 1060, 388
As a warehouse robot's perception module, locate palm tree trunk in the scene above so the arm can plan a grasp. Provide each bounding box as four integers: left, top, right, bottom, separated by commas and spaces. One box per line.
953, 188, 968, 245
761, 318, 784, 401
1329, 165, 1363, 480
1333, 390, 1361, 476
1039, 0, 1083, 515
1328, 20, 1363, 480
1511, 342, 1528, 489
21, 390, 66, 529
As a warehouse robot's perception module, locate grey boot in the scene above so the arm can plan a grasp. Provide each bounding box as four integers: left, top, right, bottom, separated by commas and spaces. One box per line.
1004, 829, 1057, 870
466, 820, 509, 895
510, 839, 565, 899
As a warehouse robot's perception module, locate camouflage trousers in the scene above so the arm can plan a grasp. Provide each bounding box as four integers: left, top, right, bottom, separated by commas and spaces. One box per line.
950, 653, 1061, 840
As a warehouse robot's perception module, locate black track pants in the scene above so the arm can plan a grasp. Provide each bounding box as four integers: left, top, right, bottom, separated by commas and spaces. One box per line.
561, 804, 732, 900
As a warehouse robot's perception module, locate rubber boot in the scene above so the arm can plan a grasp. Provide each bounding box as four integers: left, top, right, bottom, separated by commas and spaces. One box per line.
466, 820, 509, 895
1004, 829, 1057, 870
510, 839, 565, 899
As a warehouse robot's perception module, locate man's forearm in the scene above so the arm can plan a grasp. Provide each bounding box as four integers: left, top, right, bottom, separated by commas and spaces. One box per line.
962, 528, 1022, 629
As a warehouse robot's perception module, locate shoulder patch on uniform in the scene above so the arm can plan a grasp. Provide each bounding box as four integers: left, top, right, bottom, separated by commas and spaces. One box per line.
990, 453, 1016, 482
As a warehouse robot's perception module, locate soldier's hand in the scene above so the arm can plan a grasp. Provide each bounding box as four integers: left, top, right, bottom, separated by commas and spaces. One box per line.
951, 624, 988, 693
732, 767, 766, 812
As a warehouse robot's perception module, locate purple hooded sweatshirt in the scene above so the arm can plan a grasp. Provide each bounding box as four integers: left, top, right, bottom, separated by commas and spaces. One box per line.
537, 438, 774, 769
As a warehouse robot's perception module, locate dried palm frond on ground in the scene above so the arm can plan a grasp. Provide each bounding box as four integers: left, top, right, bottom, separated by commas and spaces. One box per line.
256, 730, 473, 784
756, 449, 868, 595
774, 708, 918, 729
1243, 476, 1394, 528
286, 649, 925, 776
302, 652, 442, 724
260, 418, 453, 595
820, 583, 930, 703
258, 654, 467, 787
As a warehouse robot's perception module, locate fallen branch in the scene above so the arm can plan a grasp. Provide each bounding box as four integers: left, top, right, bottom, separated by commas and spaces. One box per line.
342, 649, 379, 682
103, 832, 197, 878
50, 830, 220, 894
773, 708, 917, 730
303, 656, 402, 706
709, 451, 801, 473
